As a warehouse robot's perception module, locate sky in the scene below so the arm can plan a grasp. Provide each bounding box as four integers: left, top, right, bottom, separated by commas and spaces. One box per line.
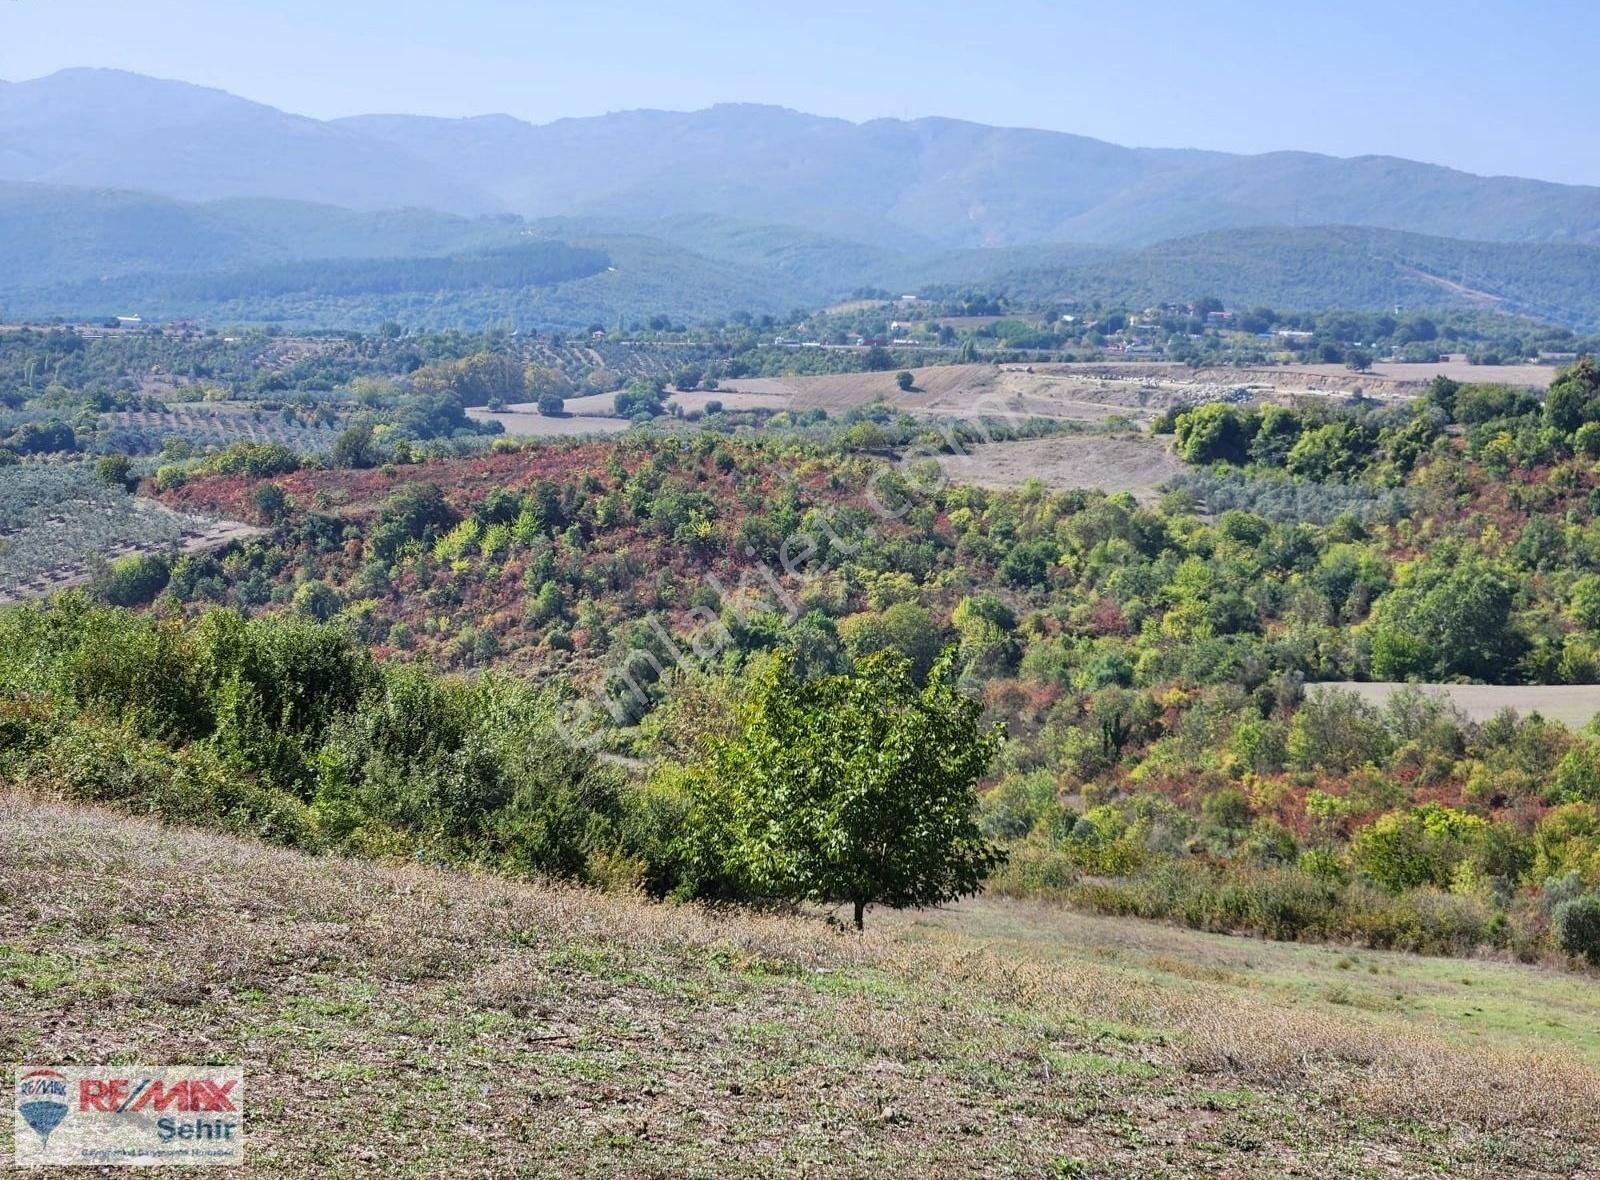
3, 0, 1597, 185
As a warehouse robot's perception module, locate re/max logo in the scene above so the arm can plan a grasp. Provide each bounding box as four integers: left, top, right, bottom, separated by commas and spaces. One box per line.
78, 1078, 238, 1114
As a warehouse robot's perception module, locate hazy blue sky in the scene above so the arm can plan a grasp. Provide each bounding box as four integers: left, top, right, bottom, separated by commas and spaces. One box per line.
4, 0, 1596, 184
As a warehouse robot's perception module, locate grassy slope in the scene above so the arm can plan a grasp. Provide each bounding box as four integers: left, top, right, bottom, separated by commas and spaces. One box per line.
0, 183, 523, 289
3, 793, 1597, 1178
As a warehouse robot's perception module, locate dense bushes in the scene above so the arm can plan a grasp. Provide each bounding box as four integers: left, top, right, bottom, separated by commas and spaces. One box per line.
1554, 892, 1600, 963
0, 599, 644, 886
0, 600, 1001, 925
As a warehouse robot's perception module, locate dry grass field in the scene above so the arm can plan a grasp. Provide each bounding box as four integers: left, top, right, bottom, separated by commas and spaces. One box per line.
727, 364, 1004, 415
721, 365, 1173, 424
1326, 682, 1600, 729
466, 404, 631, 437
892, 898, 1600, 1066
469, 355, 1560, 444
472, 355, 1559, 441
1277, 360, 1556, 390
936, 435, 1185, 500
3, 792, 1597, 1178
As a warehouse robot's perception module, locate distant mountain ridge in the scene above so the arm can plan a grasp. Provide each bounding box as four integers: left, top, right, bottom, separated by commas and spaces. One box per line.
6, 68, 1600, 331
0, 68, 500, 215
6, 68, 1600, 251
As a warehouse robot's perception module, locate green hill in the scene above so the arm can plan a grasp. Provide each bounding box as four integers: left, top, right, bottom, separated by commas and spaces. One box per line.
0, 182, 526, 289
919, 226, 1600, 329
9, 202, 1600, 331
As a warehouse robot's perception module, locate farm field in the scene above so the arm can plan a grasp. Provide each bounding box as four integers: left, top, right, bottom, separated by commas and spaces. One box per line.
1327, 681, 1600, 729
935, 434, 1185, 500
712, 360, 1462, 424
1275, 359, 1557, 390
4, 792, 1594, 1179
722, 364, 1171, 423
450, 356, 1560, 447
465, 403, 631, 437
101, 404, 342, 453
0, 464, 255, 603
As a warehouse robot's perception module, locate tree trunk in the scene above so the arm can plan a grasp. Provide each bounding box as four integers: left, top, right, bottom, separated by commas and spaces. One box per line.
853, 899, 866, 931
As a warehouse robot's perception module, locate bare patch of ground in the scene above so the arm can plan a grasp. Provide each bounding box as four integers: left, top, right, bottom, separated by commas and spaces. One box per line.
726, 364, 1002, 414
1325, 682, 1600, 729
467, 404, 630, 436
480, 356, 1556, 444
721, 365, 1178, 424
670, 389, 789, 414
937, 435, 1185, 500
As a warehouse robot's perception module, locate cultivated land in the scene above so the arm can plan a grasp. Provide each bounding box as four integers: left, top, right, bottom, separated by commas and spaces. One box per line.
464, 403, 631, 437
3, 793, 1597, 1179
713, 358, 1549, 426
0, 464, 261, 605
0, 514, 265, 606
717, 365, 1173, 425
936, 435, 1186, 501
1270, 359, 1556, 391
1328, 682, 1600, 729
439, 357, 1564, 442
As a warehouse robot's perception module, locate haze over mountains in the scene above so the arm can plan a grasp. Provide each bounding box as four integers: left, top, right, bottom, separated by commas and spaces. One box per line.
6, 67, 1600, 329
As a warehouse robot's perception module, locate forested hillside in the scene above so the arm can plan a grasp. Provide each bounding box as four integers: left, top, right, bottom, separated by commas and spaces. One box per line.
2, 356, 1593, 967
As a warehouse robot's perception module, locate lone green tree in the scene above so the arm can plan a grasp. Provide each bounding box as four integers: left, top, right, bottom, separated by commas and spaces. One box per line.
685, 650, 1004, 928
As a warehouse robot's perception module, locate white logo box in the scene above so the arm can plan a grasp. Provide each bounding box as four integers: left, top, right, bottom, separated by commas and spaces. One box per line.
15, 1066, 244, 1168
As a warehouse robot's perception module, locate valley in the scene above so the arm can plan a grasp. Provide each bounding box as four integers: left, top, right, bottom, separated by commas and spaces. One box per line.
5, 36, 1600, 1177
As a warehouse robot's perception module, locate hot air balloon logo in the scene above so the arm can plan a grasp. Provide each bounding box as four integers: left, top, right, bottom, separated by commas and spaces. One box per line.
16, 1069, 70, 1149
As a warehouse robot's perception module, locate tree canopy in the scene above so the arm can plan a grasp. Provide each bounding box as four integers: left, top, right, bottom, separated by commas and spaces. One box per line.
681, 650, 1004, 928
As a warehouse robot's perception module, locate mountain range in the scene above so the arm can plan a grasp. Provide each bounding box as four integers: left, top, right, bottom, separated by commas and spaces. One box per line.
5, 67, 1600, 329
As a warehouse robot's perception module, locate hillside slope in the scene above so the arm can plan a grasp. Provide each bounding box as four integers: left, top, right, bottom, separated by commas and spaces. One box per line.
14, 217, 1600, 331
341, 104, 1600, 248
0, 182, 528, 288
1, 792, 1596, 1176
0, 68, 499, 214
948, 225, 1600, 328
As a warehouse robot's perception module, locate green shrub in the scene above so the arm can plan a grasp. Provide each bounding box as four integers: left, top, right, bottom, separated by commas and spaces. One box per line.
987, 837, 1080, 897
90, 553, 171, 607
1554, 893, 1600, 964
94, 454, 134, 489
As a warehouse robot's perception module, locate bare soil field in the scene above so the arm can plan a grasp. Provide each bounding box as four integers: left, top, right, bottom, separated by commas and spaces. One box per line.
1285, 360, 1557, 389
1324, 681, 1600, 729
726, 364, 1004, 414
715, 362, 1426, 424
671, 389, 789, 414
475, 355, 1561, 441
937, 435, 1185, 500
722, 365, 1175, 423
466, 404, 630, 437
